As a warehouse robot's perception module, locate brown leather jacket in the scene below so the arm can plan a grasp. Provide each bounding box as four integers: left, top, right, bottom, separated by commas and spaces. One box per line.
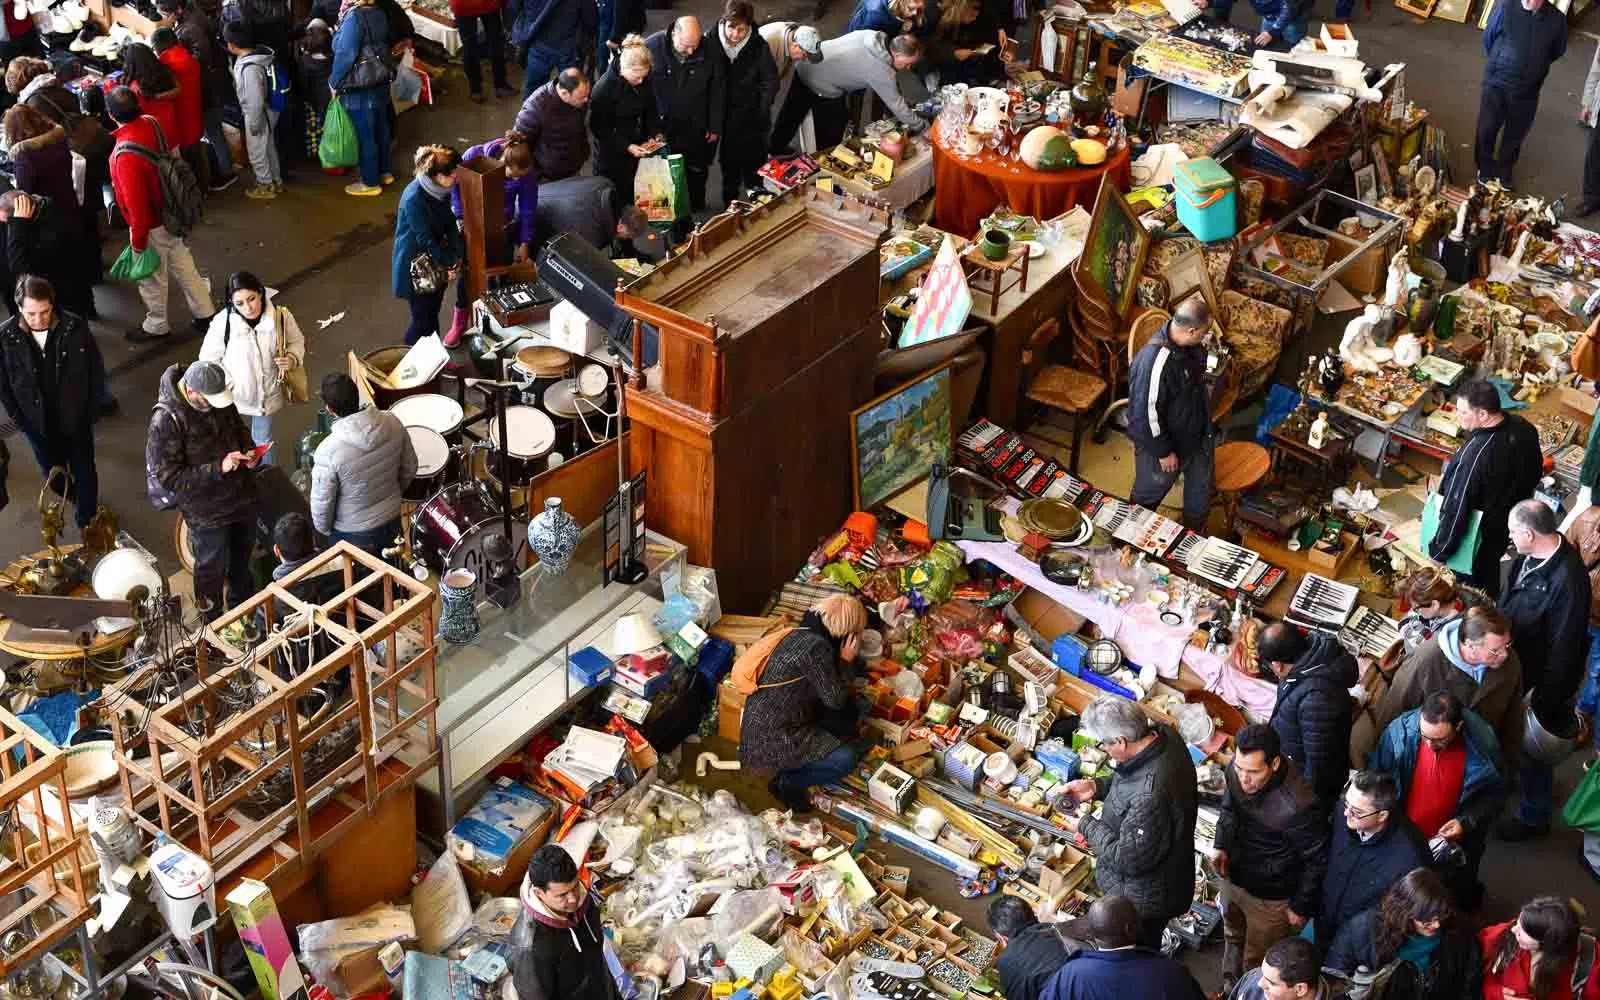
1565, 505, 1600, 627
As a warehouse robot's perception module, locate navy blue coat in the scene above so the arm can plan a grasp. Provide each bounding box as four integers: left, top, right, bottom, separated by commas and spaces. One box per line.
1482, 0, 1567, 97
1127, 326, 1211, 462
1041, 949, 1205, 1000
1246, 0, 1310, 45
1269, 632, 1358, 805
1326, 910, 1483, 1000
1314, 814, 1431, 951
846, 0, 935, 36
329, 5, 391, 111
508, 0, 595, 54
391, 179, 462, 298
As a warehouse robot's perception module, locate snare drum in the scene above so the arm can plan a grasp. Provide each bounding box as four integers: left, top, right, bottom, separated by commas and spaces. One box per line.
411, 481, 530, 578
512, 345, 572, 407
405, 426, 454, 502
390, 393, 465, 441
484, 405, 557, 483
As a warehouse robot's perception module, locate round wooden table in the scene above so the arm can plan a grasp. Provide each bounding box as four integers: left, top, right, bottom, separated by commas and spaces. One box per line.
1214, 441, 1271, 542
0, 546, 138, 662
930, 131, 1132, 237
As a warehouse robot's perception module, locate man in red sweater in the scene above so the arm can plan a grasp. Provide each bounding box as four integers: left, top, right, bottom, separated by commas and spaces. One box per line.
1369, 689, 1507, 909
107, 87, 214, 343
153, 28, 208, 188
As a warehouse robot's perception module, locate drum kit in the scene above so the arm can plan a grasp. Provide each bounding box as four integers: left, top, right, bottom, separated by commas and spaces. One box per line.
380, 344, 621, 581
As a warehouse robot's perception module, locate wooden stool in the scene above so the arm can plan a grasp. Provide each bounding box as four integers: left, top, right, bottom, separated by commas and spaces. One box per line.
1027, 365, 1108, 474
964, 245, 1030, 314
1214, 441, 1271, 541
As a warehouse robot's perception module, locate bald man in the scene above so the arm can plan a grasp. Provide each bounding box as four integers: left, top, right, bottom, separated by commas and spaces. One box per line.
645, 16, 725, 212
1127, 296, 1215, 532
1039, 897, 1205, 1000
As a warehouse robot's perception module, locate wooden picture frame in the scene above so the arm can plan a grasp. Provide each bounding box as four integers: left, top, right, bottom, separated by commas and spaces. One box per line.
1076, 175, 1152, 322
849, 362, 955, 511
1162, 248, 1207, 306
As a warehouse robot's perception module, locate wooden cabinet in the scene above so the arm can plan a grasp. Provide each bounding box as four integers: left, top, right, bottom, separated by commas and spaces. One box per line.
619, 190, 890, 612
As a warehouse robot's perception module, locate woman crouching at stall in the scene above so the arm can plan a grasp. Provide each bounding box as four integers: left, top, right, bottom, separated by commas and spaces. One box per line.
735, 594, 866, 813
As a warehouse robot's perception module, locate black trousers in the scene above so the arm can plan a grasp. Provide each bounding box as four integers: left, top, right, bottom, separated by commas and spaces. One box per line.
190, 518, 256, 621
457, 12, 509, 95
1474, 84, 1539, 184
23, 430, 96, 528
769, 81, 848, 155
667, 133, 714, 212
1585, 119, 1600, 205
405, 288, 447, 344
719, 124, 768, 201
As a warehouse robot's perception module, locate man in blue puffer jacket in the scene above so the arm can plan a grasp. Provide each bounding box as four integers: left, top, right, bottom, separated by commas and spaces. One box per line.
1212, 0, 1309, 49
508, 0, 595, 100
1475, 0, 1566, 185
1370, 690, 1507, 909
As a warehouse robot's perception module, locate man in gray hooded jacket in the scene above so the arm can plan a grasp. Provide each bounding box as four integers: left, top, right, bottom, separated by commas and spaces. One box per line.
223, 22, 281, 199
310, 374, 417, 555
770, 30, 922, 152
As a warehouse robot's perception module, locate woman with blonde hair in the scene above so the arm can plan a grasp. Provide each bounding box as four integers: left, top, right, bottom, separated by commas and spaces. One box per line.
736, 593, 868, 812
391, 144, 464, 345
588, 33, 660, 214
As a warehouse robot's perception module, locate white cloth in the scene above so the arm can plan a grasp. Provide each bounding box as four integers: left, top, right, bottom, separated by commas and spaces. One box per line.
136, 226, 212, 335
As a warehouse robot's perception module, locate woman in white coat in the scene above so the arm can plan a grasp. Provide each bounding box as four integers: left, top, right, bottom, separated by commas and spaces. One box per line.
197, 271, 306, 464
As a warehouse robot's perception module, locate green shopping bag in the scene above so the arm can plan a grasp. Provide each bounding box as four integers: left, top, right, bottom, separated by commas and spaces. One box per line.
108, 244, 160, 282
1563, 756, 1600, 833
319, 98, 359, 170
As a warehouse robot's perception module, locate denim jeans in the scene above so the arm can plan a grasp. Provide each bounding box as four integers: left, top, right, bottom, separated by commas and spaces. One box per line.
23, 431, 97, 528
331, 518, 401, 559
1516, 754, 1556, 827
774, 745, 857, 794
1577, 625, 1600, 719
522, 44, 577, 100
250, 414, 273, 466
346, 96, 393, 188
457, 11, 509, 95
406, 290, 447, 344
204, 105, 235, 176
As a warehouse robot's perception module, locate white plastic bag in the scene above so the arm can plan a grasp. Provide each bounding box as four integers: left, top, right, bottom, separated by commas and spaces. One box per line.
634, 156, 675, 221
412, 852, 472, 954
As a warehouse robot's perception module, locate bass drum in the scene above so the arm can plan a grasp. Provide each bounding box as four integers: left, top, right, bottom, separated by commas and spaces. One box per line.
410, 481, 530, 579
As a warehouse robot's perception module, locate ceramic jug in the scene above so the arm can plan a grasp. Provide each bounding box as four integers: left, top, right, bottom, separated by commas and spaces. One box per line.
437, 569, 481, 644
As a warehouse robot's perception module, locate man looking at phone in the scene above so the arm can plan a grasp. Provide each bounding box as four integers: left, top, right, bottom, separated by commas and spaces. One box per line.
149, 359, 261, 619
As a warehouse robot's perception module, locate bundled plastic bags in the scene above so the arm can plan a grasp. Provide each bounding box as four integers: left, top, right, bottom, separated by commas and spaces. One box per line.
109, 244, 159, 281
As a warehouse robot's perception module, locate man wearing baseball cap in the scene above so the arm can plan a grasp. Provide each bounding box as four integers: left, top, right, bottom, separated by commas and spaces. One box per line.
760, 20, 824, 85
149, 359, 261, 619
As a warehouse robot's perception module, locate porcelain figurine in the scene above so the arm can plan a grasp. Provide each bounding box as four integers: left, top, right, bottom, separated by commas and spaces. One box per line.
1406, 277, 1440, 334
1340, 304, 1392, 372
1383, 249, 1411, 313
528, 497, 581, 575
1392, 332, 1424, 366
1307, 411, 1330, 450
1317, 349, 1346, 396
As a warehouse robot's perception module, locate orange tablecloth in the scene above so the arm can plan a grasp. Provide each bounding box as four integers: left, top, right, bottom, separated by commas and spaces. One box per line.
931, 132, 1132, 237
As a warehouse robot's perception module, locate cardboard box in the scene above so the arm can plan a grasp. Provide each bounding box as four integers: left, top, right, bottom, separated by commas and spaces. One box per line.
1559, 385, 1599, 419
1327, 233, 1391, 295
448, 779, 556, 894
225, 880, 308, 1000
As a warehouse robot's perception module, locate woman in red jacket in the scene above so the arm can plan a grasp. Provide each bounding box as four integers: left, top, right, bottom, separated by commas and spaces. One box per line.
120, 43, 183, 147
153, 28, 207, 183
1482, 897, 1600, 1000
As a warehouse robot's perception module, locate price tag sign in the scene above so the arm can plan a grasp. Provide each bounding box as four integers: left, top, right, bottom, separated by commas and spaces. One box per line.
816, 177, 836, 193
870, 153, 895, 182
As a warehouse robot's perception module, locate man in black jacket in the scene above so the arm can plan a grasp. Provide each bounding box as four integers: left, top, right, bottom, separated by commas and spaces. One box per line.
149, 361, 262, 619
1127, 295, 1213, 531
1212, 725, 1328, 992
0, 192, 90, 319
1258, 623, 1356, 808
712, 0, 777, 204
1475, 0, 1566, 185
510, 845, 618, 1000
645, 17, 724, 212
0, 276, 104, 529
1315, 770, 1430, 952
1497, 498, 1592, 840
1429, 379, 1542, 597
1060, 696, 1198, 948
991, 896, 1087, 1000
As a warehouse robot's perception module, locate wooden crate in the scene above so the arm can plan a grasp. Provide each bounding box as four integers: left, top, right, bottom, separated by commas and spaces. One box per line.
0, 707, 90, 977
101, 543, 439, 880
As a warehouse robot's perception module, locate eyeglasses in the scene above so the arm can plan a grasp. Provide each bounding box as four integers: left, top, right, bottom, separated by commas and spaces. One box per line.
1422, 733, 1456, 750
1342, 798, 1381, 820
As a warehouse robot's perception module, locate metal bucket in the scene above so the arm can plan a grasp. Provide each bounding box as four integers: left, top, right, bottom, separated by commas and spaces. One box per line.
361, 346, 443, 409
1523, 696, 1592, 765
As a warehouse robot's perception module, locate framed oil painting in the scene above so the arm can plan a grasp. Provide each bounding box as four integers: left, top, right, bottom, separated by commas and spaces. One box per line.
850, 363, 954, 510
1077, 175, 1151, 321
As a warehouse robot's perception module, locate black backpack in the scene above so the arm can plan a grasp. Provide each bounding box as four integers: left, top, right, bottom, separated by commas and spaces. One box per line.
145, 402, 180, 511
112, 117, 204, 238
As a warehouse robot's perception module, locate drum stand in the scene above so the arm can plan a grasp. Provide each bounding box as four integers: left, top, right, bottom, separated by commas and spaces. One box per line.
464, 378, 526, 606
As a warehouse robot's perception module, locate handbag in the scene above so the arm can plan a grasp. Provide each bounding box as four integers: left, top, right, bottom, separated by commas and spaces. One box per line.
337, 10, 395, 93
410, 253, 447, 295
277, 306, 309, 403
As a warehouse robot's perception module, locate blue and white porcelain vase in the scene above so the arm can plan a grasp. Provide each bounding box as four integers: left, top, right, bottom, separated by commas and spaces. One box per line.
528, 497, 581, 575
437, 569, 481, 644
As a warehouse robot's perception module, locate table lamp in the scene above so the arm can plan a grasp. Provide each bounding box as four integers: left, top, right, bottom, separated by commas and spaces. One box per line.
611, 612, 661, 657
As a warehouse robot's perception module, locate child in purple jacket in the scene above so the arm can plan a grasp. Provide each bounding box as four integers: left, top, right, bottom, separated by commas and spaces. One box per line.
447, 130, 537, 345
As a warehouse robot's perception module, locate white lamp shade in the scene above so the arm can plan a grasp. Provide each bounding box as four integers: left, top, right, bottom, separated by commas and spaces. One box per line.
611, 612, 662, 657
92, 549, 162, 602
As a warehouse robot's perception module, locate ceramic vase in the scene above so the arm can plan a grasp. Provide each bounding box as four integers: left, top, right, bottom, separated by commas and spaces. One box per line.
979, 229, 1012, 260
437, 569, 481, 644
528, 497, 581, 575
1069, 63, 1107, 124
1406, 278, 1439, 334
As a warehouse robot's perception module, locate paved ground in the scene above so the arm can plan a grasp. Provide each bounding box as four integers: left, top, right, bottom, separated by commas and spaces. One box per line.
3, 0, 1599, 978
